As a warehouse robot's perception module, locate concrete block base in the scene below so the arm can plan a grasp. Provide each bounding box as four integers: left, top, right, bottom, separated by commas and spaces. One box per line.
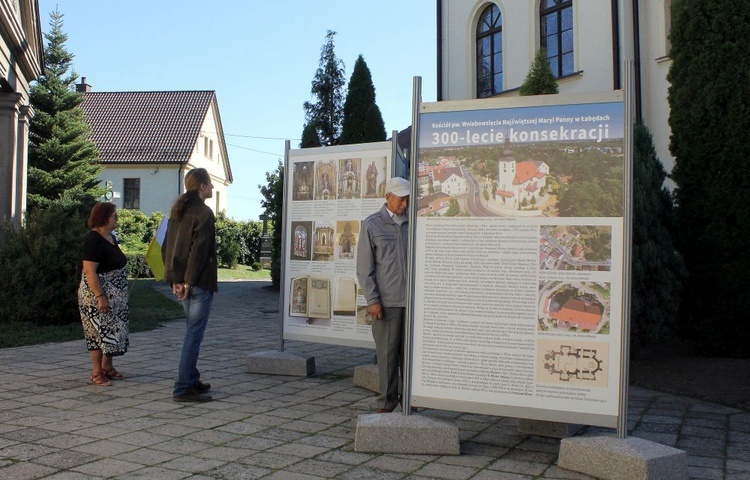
353, 364, 380, 393
355, 413, 460, 455
559, 435, 688, 480
245, 350, 315, 377
518, 419, 583, 438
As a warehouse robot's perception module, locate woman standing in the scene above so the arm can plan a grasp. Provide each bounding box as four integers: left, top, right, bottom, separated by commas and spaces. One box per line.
162, 168, 217, 402
79, 202, 129, 386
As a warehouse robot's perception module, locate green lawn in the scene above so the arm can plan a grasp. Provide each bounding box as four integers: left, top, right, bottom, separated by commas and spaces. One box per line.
0, 268, 271, 348
217, 265, 271, 281
0, 279, 184, 348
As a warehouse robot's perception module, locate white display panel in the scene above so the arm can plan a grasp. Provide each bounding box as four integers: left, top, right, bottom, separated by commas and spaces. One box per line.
411, 92, 628, 428
283, 141, 394, 349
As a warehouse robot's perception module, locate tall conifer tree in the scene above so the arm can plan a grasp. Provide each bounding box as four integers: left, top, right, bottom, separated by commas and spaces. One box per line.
519, 49, 559, 96
340, 55, 386, 145
668, 0, 750, 356
303, 31, 346, 146
300, 121, 321, 148
27, 8, 101, 210
631, 123, 686, 347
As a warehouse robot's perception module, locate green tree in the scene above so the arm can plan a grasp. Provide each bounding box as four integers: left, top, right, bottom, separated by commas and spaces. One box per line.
446, 199, 460, 217
340, 55, 386, 145
303, 31, 346, 146
631, 123, 686, 348
300, 121, 321, 148
27, 8, 102, 211
667, 0, 750, 356
519, 49, 559, 96
557, 180, 621, 217
259, 161, 284, 288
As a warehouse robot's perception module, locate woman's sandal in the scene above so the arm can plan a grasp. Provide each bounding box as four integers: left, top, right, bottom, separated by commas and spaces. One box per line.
103, 368, 124, 380
89, 373, 112, 386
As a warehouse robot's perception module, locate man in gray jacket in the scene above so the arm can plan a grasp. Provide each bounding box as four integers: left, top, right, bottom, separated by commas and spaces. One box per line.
356, 177, 410, 412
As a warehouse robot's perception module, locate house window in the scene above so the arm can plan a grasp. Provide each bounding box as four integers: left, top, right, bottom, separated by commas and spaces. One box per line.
204, 137, 213, 159
476, 4, 503, 98
123, 178, 140, 209
540, 0, 574, 77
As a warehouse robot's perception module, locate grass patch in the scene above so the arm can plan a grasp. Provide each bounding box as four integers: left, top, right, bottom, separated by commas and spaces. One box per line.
0, 270, 270, 349
218, 265, 271, 281
0, 322, 84, 349
0, 279, 183, 348
128, 279, 184, 331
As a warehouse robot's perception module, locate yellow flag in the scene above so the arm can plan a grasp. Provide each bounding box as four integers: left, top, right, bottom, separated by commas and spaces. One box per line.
145, 238, 164, 281
145, 218, 168, 281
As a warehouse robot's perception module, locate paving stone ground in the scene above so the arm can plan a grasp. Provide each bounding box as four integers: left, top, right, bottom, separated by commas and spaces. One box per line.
0, 280, 748, 479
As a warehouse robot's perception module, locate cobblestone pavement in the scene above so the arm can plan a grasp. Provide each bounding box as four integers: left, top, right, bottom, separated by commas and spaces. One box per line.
0, 281, 748, 479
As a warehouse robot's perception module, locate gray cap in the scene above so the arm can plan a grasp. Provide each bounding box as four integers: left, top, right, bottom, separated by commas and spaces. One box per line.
386, 177, 410, 197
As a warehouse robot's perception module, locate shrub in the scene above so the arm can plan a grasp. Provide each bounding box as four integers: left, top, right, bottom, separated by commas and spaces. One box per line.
145, 211, 164, 241
218, 241, 240, 269
270, 257, 281, 287
124, 251, 151, 278
116, 209, 151, 248
237, 220, 263, 265
0, 201, 91, 325
251, 262, 262, 271
215, 213, 263, 267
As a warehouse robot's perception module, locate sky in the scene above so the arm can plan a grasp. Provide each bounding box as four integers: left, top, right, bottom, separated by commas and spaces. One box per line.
38, 1, 437, 221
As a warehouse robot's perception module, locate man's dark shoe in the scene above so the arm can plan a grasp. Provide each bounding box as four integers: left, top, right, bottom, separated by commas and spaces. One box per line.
173, 389, 212, 403
194, 380, 211, 393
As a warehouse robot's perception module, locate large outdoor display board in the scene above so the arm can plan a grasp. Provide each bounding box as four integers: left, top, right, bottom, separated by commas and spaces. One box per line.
282, 141, 397, 348
411, 92, 628, 428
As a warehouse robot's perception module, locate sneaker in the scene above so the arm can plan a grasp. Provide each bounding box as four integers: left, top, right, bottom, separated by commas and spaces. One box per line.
173, 389, 212, 403
194, 380, 211, 393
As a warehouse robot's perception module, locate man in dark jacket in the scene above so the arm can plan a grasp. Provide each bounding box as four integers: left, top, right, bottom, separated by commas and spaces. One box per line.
162, 168, 218, 402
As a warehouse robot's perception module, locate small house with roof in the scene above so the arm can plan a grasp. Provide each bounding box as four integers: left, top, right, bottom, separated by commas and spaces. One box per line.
417, 192, 451, 216
432, 166, 467, 196
78, 81, 232, 215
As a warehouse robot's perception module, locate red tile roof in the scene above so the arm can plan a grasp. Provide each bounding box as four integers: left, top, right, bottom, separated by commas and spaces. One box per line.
551, 299, 602, 330
434, 167, 463, 183
80, 90, 217, 165
514, 161, 540, 185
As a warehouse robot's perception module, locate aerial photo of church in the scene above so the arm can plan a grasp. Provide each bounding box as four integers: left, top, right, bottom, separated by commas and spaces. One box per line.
495, 145, 549, 210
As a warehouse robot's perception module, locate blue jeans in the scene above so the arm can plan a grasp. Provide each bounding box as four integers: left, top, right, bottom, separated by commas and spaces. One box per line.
173, 286, 213, 396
